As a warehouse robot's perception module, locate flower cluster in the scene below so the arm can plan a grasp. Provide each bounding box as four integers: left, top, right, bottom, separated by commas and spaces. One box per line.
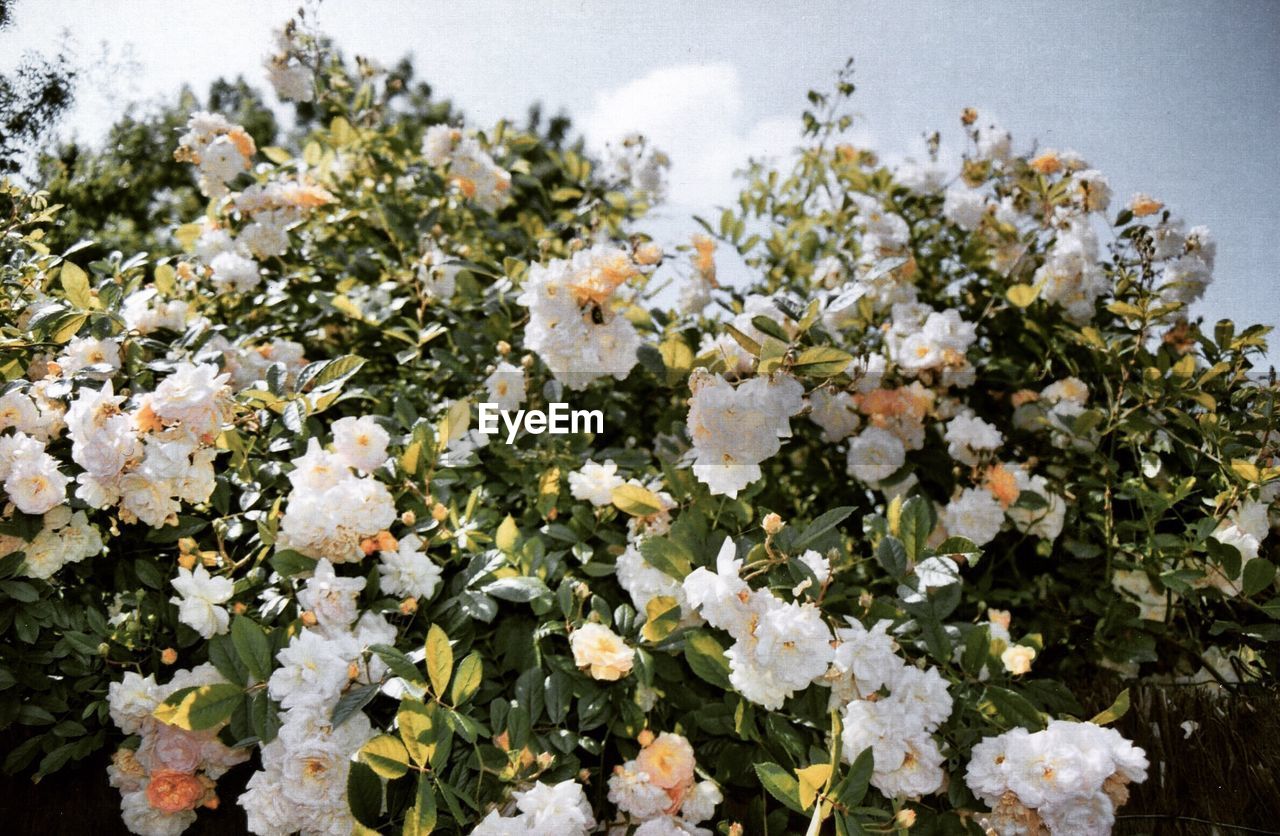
421, 124, 513, 212
517, 244, 647, 390
173, 112, 257, 199
683, 537, 833, 709
107, 667, 250, 836
276, 422, 398, 563
685, 369, 803, 497
471, 779, 596, 836
606, 731, 722, 835
966, 721, 1149, 835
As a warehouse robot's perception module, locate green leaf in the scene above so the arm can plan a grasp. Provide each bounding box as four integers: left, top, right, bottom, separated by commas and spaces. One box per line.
639, 536, 694, 579
983, 685, 1047, 731
60, 262, 92, 309
370, 643, 426, 684
1243, 559, 1277, 597
934, 536, 981, 565
793, 346, 853, 377
482, 575, 550, 603
611, 483, 666, 517
495, 515, 519, 554
641, 595, 682, 643
331, 683, 380, 727
425, 624, 453, 697
404, 773, 438, 836
875, 536, 907, 578
153, 683, 243, 731
755, 762, 805, 814
231, 616, 272, 683
684, 629, 731, 689
398, 700, 437, 766
837, 746, 873, 807
347, 762, 382, 828
359, 734, 410, 780
794, 506, 854, 550
1088, 688, 1130, 726
897, 496, 934, 562
449, 653, 483, 705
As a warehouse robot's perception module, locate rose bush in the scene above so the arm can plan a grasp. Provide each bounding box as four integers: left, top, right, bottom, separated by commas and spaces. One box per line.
1, 20, 1277, 836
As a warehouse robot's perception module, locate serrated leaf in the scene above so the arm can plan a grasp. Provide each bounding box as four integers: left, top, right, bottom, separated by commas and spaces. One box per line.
794, 506, 854, 550
755, 762, 805, 814
425, 624, 452, 697
404, 773, 438, 836
153, 683, 243, 731
641, 595, 681, 643
231, 616, 272, 683
359, 734, 410, 780
370, 644, 425, 684
796, 763, 832, 810
639, 536, 693, 579
1230, 459, 1261, 483
449, 653, 483, 705
398, 700, 437, 766
684, 629, 731, 689
1243, 559, 1277, 597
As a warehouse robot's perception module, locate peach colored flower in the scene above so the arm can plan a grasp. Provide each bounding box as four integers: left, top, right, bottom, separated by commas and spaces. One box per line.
146, 770, 205, 814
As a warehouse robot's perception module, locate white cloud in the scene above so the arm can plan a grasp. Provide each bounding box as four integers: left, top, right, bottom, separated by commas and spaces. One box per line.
581, 63, 800, 209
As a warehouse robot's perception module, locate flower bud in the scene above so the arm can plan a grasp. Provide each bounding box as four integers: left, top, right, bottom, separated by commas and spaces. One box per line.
895, 809, 917, 828
761, 512, 785, 536
160, 647, 178, 665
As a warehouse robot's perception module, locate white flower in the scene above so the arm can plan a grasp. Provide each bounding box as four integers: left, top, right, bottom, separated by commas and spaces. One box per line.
0, 391, 42, 436
682, 538, 752, 638
170, 565, 234, 638
514, 780, 596, 836
942, 487, 1004, 546
829, 618, 903, 704
209, 250, 261, 293
4, 446, 67, 514
517, 245, 643, 390
687, 370, 804, 497
378, 534, 443, 600
1005, 467, 1066, 541
57, 336, 122, 376
846, 426, 906, 484
150, 362, 230, 439
680, 780, 722, 824
944, 413, 1003, 465
942, 183, 987, 230
484, 361, 526, 412
108, 672, 161, 735
331, 415, 390, 474
607, 760, 671, 820
808, 388, 860, 442
569, 459, 625, 506
297, 558, 366, 633
268, 629, 355, 710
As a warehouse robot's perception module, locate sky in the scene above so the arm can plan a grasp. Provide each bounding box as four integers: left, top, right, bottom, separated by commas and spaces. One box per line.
4, 0, 1278, 363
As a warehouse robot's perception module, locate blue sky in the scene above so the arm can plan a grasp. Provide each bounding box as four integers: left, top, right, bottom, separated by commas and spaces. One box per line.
4, 0, 1277, 362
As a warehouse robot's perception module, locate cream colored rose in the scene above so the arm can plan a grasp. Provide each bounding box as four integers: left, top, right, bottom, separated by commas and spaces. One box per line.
1001, 644, 1036, 676
570, 622, 635, 681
